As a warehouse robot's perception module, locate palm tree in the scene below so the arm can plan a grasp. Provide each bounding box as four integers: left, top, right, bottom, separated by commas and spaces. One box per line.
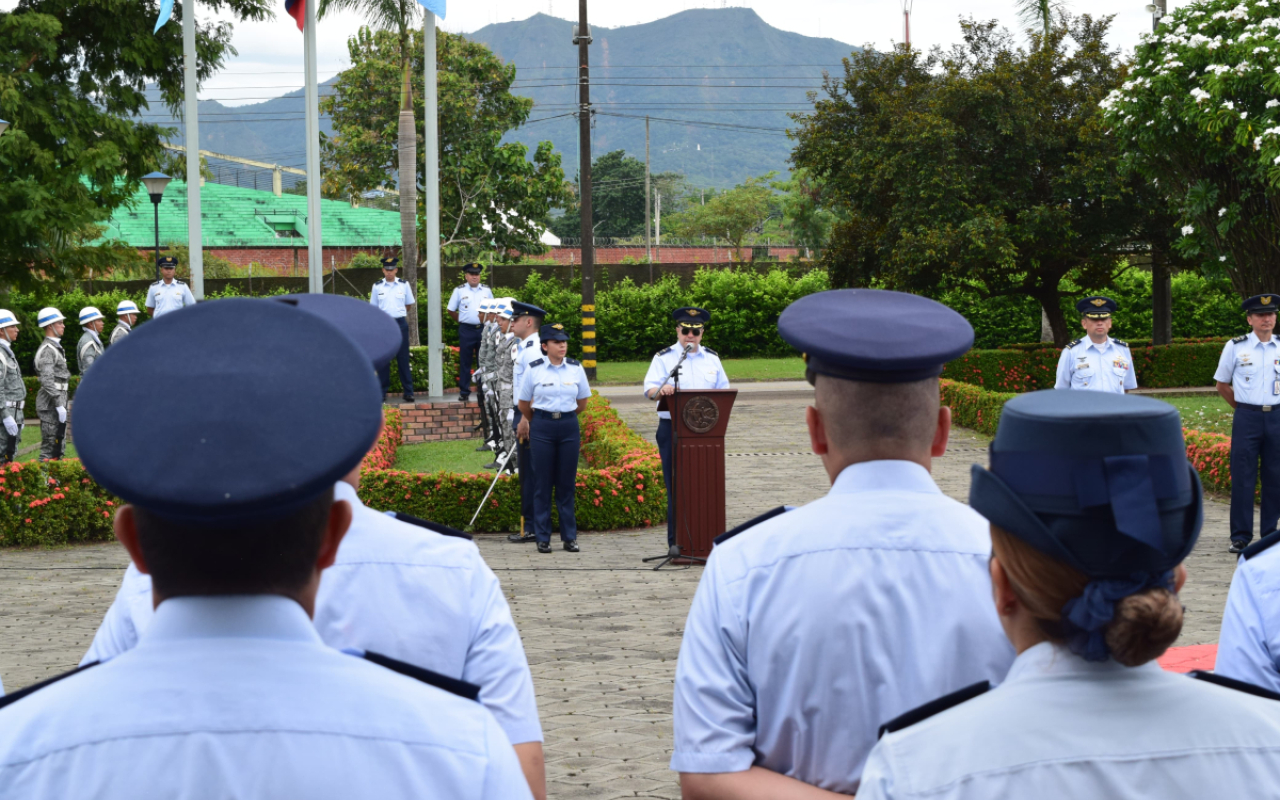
1015, 0, 1065, 40
318, 0, 421, 345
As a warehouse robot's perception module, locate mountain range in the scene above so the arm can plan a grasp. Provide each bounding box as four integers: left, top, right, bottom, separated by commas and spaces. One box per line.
143, 8, 858, 190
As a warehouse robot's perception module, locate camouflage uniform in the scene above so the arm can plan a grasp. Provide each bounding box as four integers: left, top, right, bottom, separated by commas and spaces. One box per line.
109, 320, 131, 346
495, 333, 519, 449
77, 329, 104, 374
34, 337, 70, 461
0, 340, 24, 461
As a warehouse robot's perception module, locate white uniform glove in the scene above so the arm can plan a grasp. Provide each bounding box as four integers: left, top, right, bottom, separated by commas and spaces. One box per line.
56, 406, 67, 424
3, 416, 18, 437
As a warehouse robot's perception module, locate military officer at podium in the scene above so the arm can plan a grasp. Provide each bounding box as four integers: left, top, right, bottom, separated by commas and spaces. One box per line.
643, 307, 729, 557
1054, 296, 1136, 394
671, 289, 1014, 798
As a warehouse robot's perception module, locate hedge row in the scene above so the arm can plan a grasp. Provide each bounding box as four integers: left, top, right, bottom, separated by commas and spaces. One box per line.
939, 380, 1015, 438
942, 341, 1225, 393
358, 392, 666, 532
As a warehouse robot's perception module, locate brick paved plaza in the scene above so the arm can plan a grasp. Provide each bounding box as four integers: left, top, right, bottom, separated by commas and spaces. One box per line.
0, 391, 1245, 799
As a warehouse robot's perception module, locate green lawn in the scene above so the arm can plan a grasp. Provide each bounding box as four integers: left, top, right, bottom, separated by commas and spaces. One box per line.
394, 437, 504, 475
1159, 395, 1234, 436
12, 424, 77, 462
594, 357, 806, 386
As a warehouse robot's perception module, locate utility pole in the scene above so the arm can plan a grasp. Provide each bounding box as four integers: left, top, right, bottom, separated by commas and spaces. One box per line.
645, 115, 652, 264
902, 0, 913, 48
574, 0, 596, 379
1149, 0, 1173, 345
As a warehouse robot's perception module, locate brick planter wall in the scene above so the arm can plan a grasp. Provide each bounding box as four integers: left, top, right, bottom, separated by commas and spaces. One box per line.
393, 399, 481, 444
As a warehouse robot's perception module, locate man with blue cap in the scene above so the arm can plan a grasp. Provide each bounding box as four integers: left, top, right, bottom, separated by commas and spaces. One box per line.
448, 263, 494, 403
0, 299, 533, 798
144, 255, 195, 317
76, 307, 106, 374
369, 256, 416, 403
1215, 293, 1280, 553
506, 301, 545, 544
860, 391, 1280, 799
1054, 296, 1136, 394
33, 307, 69, 461
111, 301, 140, 346
671, 289, 1014, 798
78, 295, 547, 800
0, 310, 24, 463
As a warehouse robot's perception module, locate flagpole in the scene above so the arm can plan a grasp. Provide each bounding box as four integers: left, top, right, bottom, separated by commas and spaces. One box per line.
182, 0, 203, 298
304, 0, 323, 293
424, 11, 442, 398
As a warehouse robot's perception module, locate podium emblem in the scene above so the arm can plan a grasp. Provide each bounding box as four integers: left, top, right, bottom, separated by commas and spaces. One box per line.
683, 396, 720, 434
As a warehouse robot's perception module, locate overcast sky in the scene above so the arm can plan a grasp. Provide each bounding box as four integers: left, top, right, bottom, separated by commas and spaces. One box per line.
5, 0, 1190, 105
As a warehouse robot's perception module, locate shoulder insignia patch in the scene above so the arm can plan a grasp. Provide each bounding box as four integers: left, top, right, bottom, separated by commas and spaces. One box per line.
360, 651, 480, 701
174, 279, 186, 285
657, 346, 673, 356
877, 680, 991, 739
151, 279, 163, 286
1114, 339, 1129, 348
714, 505, 791, 546
1233, 334, 1250, 344
1066, 338, 1082, 349
1189, 670, 1280, 702
1243, 529, 1280, 561
703, 346, 718, 356
388, 510, 472, 540
0, 661, 99, 711
524, 339, 535, 348
529, 358, 545, 367
566, 357, 580, 365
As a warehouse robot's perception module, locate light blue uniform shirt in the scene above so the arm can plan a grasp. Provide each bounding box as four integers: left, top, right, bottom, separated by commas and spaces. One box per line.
1054, 337, 1137, 393
510, 333, 542, 409
80, 482, 543, 747
4, 596, 532, 800
370, 278, 416, 319
861, 641, 1280, 800
144, 278, 196, 317
1216, 545, 1280, 691
518, 357, 591, 412
447, 283, 494, 325
671, 461, 1015, 793
643, 344, 730, 420
1214, 332, 1280, 406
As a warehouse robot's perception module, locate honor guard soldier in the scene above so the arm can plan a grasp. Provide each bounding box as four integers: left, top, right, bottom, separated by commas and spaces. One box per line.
861, 390, 1280, 800
0, 311, 24, 464
475, 300, 497, 457
79, 295, 547, 799
76, 307, 105, 374
369, 256, 416, 402
111, 300, 140, 346
517, 324, 591, 554
448, 263, 494, 403
14, 299, 536, 799
506, 302, 545, 544
33, 308, 69, 462
1215, 294, 1280, 554
643, 307, 730, 557
144, 256, 196, 317
493, 301, 518, 471
671, 290, 1014, 797
1054, 296, 1136, 394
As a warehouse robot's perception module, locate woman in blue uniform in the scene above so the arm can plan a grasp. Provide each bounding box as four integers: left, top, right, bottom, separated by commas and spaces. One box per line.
517, 323, 591, 554
860, 390, 1280, 799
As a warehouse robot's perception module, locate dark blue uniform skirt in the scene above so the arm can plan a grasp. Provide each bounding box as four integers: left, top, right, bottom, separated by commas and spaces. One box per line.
1230, 404, 1280, 544
531, 411, 580, 543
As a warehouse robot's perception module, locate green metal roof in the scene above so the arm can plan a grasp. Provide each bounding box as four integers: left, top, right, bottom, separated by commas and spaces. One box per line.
95, 180, 402, 249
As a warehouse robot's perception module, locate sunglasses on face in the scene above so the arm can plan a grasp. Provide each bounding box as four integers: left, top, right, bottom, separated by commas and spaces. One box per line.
680, 327, 703, 336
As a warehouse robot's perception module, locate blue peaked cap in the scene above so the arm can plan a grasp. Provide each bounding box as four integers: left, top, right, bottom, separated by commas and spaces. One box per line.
970, 390, 1202, 578
275, 294, 401, 371
74, 298, 383, 523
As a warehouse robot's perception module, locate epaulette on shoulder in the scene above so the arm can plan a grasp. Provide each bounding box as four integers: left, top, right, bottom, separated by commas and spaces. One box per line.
1189, 670, 1280, 702
703, 346, 718, 356
387, 510, 472, 540
1243, 529, 1280, 561
529, 358, 545, 367
1066, 338, 1083, 349
1234, 334, 1250, 344
0, 661, 99, 711
359, 651, 480, 701
656, 345, 673, 357
877, 680, 991, 739
1114, 339, 1129, 348
714, 505, 791, 546
174, 279, 186, 285
524, 339, 535, 348
566, 357, 580, 365
152, 279, 163, 286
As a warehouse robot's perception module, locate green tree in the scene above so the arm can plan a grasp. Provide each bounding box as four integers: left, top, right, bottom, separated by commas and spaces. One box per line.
1101, 0, 1280, 299
321, 27, 570, 266
1016, 0, 1066, 39
0, 0, 271, 290
552, 150, 650, 241
667, 173, 776, 258
771, 169, 837, 255
791, 16, 1147, 344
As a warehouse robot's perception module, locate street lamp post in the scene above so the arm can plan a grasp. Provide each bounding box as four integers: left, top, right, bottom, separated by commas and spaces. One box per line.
1145, 0, 1172, 345
141, 172, 172, 280
1146, 1, 1167, 32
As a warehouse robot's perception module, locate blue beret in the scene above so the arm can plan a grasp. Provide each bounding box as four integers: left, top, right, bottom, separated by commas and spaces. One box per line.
673, 307, 710, 327
74, 298, 383, 523
380, 257, 399, 269
1076, 296, 1117, 319
275, 294, 401, 371
970, 390, 1201, 578
1243, 294, 1280, 313
777, 289, 974, 383
511, 301, 546, 319
540, 323, 569, 342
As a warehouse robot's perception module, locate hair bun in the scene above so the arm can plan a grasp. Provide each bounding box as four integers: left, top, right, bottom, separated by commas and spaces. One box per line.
1104, 587, 1184, 667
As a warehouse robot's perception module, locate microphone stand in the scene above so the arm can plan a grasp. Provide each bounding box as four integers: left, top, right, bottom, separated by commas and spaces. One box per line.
643, 346, 706, 570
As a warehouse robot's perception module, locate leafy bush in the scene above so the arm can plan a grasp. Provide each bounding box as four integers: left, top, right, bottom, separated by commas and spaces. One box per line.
386, 346, 461, 392
939, 380, 1015, 437
944, 341, 1226, 392
358, 392, 665, 532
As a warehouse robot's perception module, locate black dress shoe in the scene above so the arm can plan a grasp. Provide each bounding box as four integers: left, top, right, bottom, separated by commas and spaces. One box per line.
1230, 539, 1250, 555
537, 542, 552, 554
476, 441, 493, 452
483, 461, 500, 470
402, 393, 415, 403
508, 533, 535, 543
563, 540, 580, 553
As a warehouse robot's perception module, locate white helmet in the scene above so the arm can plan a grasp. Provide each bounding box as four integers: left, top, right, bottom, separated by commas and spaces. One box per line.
79, 306, 105, 326
37, 307, 65, 328
116, 300, 140, 317
496, 298, 514, 319
0, 310, 18, 330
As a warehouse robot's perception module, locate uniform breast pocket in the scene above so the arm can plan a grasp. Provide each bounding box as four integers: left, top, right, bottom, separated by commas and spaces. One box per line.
1111, 361, 1128, 378
1073, 364, 1094, 383
1240, 359, 1257, 382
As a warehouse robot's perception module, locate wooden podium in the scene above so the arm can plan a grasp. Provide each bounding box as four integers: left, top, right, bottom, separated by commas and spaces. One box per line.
656, 388, 738, 560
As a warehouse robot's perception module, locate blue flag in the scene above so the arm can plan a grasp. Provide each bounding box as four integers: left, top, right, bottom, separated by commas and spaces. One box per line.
417, 0, 445, 18
154, 0, 174, 32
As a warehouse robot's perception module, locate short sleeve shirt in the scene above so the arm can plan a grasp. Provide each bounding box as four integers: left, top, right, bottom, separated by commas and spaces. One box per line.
1215, 544, 1280, 692
643, 344, 730, 420
510, 334, 542, 407
370, 279, 415, 319
1214, 333, 1280, 406
518, 358, 591, 412
447, 284, 494, 325
145, 280, 196, 317
1054, 338, 1137, 393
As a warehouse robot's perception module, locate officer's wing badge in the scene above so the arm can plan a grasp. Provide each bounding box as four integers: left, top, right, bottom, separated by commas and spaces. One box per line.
1091, 298, 1107, 307
1265, 297, 1274, 305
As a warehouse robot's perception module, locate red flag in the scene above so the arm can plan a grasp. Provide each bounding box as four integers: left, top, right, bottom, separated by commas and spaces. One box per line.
285, 0, 304, 31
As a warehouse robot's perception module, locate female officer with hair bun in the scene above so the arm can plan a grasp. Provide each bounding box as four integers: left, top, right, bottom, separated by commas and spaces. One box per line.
860, 390, 1280, 800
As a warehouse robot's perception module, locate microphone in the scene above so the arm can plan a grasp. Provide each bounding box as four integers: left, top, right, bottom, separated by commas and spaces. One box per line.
683, 344, 693, 354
